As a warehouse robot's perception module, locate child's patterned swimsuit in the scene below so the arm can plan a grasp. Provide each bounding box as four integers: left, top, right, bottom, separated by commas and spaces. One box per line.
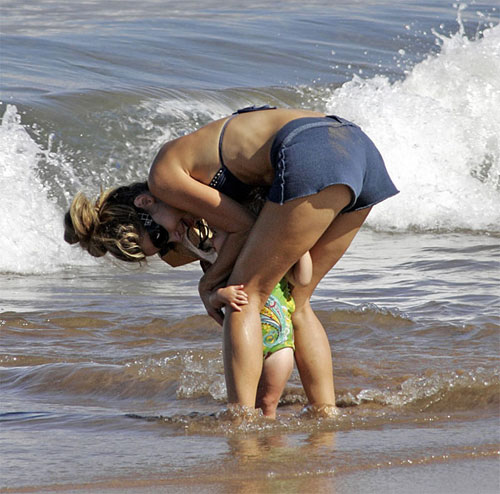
261, 278, 295, 358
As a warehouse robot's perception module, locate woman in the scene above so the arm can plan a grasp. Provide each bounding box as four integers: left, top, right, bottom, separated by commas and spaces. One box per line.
66, 106, 398, 415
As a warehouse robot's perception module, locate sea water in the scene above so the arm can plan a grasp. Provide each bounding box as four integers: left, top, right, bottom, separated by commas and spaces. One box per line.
1, 1, 499, 492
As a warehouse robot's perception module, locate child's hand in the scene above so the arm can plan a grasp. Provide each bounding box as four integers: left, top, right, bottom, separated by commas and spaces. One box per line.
215, 284, 249, 311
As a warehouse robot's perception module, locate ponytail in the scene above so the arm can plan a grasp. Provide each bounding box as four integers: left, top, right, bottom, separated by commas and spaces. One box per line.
64, 182, 149, 262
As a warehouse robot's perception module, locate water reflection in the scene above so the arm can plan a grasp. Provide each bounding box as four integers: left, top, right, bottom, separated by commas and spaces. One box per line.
224, 430, 338, 493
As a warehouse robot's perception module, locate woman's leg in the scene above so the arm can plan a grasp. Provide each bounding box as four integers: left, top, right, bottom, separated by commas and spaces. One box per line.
256, 348, 294, 418
223, 184, 352, 407
291, 207, 372, 408
291, 305, 335, 407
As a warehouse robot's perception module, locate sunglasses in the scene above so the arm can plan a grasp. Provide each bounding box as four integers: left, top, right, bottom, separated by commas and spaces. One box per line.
136, 211, 171, 256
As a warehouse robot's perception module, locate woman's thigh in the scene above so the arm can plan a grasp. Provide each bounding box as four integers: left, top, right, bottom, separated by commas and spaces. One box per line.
228, 184, 352, 303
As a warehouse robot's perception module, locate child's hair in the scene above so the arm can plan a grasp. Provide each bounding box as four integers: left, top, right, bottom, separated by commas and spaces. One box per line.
64, 182, 150, 263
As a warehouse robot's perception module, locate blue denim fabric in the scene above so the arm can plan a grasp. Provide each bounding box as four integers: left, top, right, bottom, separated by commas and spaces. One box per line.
268, 116, 399, 212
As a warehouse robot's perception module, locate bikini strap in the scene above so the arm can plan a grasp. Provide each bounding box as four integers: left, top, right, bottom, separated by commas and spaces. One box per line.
233, 104, 277, 114
218, 115, 238, 169
218, 105, 277, 168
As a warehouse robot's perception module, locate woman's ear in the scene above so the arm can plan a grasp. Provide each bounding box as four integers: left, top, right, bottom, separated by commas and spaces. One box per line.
133, 193, 154, 211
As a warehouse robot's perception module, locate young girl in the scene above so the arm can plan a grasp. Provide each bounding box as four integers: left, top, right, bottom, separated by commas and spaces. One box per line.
152, 193, 313, 419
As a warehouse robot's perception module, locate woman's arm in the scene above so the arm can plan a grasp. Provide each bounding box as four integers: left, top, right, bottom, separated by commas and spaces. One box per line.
198, 229, 251, 322
149, 143, 256, 321
149, 139, 255, 233
150, 168, 254, 293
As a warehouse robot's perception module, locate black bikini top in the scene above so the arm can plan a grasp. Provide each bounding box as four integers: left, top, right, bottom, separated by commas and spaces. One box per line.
209, 105, 276, 202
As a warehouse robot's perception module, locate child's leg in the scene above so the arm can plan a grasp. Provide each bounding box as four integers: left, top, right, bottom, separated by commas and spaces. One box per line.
255, 348, 294, 418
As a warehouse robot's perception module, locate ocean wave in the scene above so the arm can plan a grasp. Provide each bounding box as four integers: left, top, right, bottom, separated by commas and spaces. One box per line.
0, 360, 179, 400
2, 24, 499, 275
320, 22, 500, 233
317, 304, 413, 327
127, 365, 500, 434
3, 347, 497, 420
0, 349, 225, 402
338, 367, 500, 412
0, 104, 96, 274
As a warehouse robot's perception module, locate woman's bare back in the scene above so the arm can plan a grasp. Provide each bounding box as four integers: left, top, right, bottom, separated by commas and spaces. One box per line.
152, 108, 325, 188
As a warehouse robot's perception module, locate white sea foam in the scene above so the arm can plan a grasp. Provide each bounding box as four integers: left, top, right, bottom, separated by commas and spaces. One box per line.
0, 104, 94, 274
1, 22, 498, 275
324, 23, 500, 232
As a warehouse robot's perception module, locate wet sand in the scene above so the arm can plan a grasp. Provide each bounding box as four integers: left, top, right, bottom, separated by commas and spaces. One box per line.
2, 408, 498, 494
4, 458, 498, 494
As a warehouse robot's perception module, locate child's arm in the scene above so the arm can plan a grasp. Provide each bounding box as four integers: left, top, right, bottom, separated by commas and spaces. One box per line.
209, 284, 249, 312
286, 251, 313, 287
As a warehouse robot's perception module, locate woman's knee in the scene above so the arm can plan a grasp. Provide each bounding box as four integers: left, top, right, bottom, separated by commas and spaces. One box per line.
291, 301, 316, 332
290, 289, 314, 315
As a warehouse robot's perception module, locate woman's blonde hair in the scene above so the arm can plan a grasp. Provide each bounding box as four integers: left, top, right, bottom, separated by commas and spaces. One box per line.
64, 182, 149, 263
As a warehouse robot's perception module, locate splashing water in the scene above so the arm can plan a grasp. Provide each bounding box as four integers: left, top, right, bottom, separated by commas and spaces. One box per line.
0, 104, 93, 274
323, 22, 500, 232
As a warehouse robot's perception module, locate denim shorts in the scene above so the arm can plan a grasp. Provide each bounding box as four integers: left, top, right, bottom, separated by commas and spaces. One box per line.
268, 116, 399, 212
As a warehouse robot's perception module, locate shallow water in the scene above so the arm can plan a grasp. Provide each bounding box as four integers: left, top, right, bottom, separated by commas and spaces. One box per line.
1, 231, 498, 491
1, 0, 499, 492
